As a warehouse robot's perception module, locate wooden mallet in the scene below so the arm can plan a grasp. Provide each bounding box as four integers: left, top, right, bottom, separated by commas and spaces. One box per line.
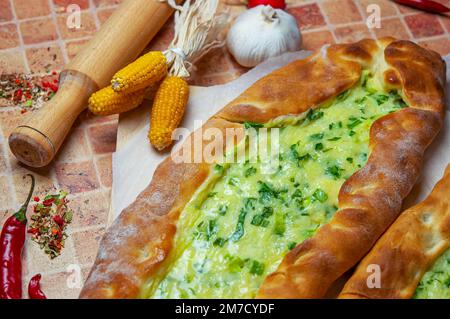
9, 0, 180, 167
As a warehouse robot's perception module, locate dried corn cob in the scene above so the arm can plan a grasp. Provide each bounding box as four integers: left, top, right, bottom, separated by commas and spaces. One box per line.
88, 86, 146, 116
149, 76, 189, 151
111, 51, 168, 94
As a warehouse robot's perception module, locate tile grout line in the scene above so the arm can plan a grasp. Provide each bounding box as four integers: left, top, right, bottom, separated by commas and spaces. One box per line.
316, 0, 338, 43
48, 0, 69, 64
7, 0, 30, 73
68, 224, 105, 236
0, 137, 17, 209
3, 0, 23, 210
0, 7, 98, 27
354, 0, 377, 39
88, 0, 102, 30
392, 4, 420, 40
0, 36, 94, 54
80, 121, 106, 205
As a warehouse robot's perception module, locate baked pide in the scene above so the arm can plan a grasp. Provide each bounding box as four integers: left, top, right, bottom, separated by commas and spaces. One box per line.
80, 38, 446, 299
339, 164, 450, 299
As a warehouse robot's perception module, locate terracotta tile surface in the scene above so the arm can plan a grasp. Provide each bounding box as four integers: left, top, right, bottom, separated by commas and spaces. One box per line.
419, 37, 450, 55
69, 191, 109, 229
0, 108, 23, 136
87, 122, 118, 154
194, 47, 233, 76
302, 30, 335, 50
440, 16, 450, 33
36, 269, 84, 299
55, 127, 90, 162
0, 49, 27, 73
96, 7, 116, 24
53, 0, 90, 12
0, 23, 19, 49
375, 18, 411, 40
0, 0, 449, 299
321, 0, 362, 24
72, 227, 105, 266
65, 38, 90, 60
26, 234, 78, 275
93, 0, 123, 7
56, 12, 97, 40
12, 172, 56, 204
0, 0, 13, 22
95, 155, 112, 188
0, 147, 8, 173
0, 175, 13, 210
20, 18, 58, 44
334, 23, 373, 43
55, 161, 100, 193
288, 3, 326, 31
404, 13, 445, 38
13, 0, 51, 19
358, 0, 398, 18
25, 45, 65, 73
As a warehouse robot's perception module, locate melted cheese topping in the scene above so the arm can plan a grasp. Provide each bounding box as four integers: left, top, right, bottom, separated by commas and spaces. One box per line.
414, 248, 450, 299
142, 76, 406, 299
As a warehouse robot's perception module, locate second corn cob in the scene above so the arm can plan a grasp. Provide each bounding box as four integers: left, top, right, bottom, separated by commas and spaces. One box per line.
149, 76, 189, 151
111, 51, 168, 94
88, 86, 146, 116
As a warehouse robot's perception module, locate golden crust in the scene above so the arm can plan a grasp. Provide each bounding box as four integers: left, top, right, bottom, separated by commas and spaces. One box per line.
338, 164, 450, 299
80, 39, 446, 299
80, 118, 243, 298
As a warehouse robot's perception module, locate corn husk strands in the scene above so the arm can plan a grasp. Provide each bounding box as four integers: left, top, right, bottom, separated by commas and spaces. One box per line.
161, 0, 229, 78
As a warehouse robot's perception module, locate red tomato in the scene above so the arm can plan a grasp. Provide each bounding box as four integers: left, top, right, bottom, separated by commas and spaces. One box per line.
247, 0, 286, 9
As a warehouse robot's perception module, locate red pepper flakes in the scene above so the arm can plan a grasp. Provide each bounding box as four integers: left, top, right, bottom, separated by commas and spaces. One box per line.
27, 228, 40, 235
0, 73, 59, 112
28, 191, 73, 259
53, 215, 64, 227
42, 198, 55, 206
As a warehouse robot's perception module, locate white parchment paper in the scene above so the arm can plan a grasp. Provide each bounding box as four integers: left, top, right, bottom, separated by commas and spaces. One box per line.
111, 53, 450, 221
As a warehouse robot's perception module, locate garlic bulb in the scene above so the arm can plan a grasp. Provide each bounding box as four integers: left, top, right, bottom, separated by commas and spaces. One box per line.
226, 5, 301, 67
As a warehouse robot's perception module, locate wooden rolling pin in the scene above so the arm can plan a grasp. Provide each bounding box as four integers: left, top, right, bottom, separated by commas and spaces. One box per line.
9, 0, 179, 167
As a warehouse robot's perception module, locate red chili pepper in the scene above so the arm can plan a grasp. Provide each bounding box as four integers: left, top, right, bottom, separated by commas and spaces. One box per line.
28, 274, 47, 299
0, 175, 35, 299
247, 0, 286, 9
393, 0, 449, 13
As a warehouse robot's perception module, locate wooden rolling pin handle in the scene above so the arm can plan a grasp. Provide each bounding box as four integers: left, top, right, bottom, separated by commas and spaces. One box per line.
8, 0, 178, 167
9, 70, 98, 167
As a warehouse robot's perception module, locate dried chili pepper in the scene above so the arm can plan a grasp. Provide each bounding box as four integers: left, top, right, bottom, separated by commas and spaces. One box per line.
0, 174, 35, 299
28, 274, 47, 299
393, 0, 450, 13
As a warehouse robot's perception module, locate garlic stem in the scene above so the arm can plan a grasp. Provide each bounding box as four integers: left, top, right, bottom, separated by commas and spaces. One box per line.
261, 6, 278, 23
